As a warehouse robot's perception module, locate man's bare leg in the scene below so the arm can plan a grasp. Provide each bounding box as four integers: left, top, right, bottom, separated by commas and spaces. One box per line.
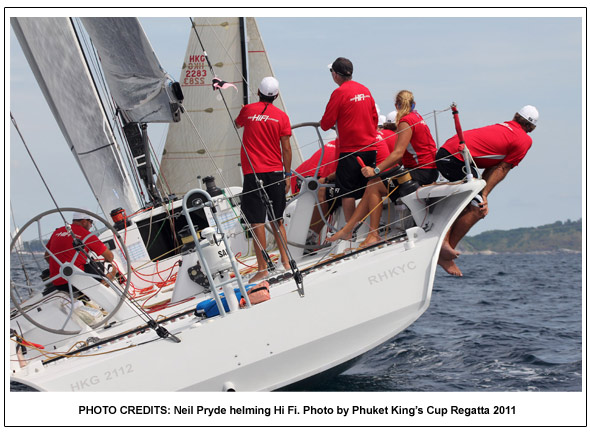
448, 205, 484, 249
327, 179, 385, 242
250, 223, 269, 283
308, 187, 329, 236
438, 205, 484, 276
270, 220, 291, 270
357, 180, 388, 247
341, 197, 356, 223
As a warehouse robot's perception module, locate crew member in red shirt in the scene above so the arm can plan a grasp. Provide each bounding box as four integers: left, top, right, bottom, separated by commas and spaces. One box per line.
45, 212, 114, 290
328, 90, 438, 247
382, 111, 398, 152
290, 140, 339, 195
320, 57, 379, 222
436, 105, 538, 276
289, 139, 340, 248
375, 110, 398, 164
235, 76, 292, 282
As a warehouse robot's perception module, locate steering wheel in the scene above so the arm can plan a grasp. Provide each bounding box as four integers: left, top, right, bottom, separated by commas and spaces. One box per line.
10, 207, 131, 335
288, 122, 338, 239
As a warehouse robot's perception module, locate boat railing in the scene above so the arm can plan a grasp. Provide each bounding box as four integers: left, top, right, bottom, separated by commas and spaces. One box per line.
182, 189, 251, 317
450, 103, 474, 182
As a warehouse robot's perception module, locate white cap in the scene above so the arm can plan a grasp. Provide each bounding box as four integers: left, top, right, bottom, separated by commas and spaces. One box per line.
385, 110, 398, 123
517, 105, 539, 126
259, 77, 279, 97
73, 211, 93, 221
378, 115, 386, 126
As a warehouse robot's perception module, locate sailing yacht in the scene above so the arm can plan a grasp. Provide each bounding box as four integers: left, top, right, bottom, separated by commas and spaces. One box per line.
9, 17, 484, 391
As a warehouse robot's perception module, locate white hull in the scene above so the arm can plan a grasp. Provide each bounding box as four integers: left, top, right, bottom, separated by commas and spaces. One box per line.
11, 180, 484, 391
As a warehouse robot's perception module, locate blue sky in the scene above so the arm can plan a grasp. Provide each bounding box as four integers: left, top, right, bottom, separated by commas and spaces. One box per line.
8, 9, 585, 240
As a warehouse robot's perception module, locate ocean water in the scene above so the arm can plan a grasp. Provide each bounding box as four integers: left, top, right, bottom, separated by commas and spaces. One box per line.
317, 251, 583, 391
10, 252, 582, 392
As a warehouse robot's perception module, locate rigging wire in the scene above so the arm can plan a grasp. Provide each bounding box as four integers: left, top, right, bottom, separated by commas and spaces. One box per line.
10, 113, 70, 229
187, 18, 304, 292
9, 118, 180, 343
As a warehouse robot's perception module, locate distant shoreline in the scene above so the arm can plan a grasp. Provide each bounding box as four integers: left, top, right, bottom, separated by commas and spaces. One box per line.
458, 248, 581, 256
458, 219, 582, 254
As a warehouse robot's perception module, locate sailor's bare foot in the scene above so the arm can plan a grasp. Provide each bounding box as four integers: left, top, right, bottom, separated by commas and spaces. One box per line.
440, 241, 460, 260
326, 228, 354, 243
358, 232, 382, 249
249, 270, 269, 284
437, 258, 463, 276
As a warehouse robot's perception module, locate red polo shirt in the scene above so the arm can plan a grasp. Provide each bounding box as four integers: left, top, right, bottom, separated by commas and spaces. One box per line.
399, 111, 437, 169
441, 120, 532, 168
235, 101, 292, 175
46, 224, 107, 286
290, 140, 339, 194
320, 80, 378, 153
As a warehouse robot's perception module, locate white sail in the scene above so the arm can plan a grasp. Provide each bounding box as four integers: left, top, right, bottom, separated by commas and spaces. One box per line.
159, 17, 246, 194
11, 17, 141, 216
245, 17, 303, 166
159, 17, 303, 196
81, 18, 182, 124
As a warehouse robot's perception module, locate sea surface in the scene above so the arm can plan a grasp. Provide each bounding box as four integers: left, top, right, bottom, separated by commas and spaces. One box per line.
317, 251, 583, 392
9, 251, 582, 392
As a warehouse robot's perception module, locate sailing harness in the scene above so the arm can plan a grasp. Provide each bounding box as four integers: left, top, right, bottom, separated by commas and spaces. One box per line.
189, 18, 304, 296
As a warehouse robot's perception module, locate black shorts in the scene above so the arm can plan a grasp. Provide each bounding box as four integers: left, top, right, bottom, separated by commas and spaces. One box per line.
335, 150, 377, 199
407, 167, 439, 185
324, 185, 342, 211
436, 148, 478, 182
382, 168, 439, 200
241, 172, 286, 224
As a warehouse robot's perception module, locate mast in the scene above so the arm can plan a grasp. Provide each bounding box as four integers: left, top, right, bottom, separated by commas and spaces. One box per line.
239, 18, 249, 106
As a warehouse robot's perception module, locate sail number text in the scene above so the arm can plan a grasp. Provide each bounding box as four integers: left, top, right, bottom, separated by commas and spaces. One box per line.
184, 55, 208, 85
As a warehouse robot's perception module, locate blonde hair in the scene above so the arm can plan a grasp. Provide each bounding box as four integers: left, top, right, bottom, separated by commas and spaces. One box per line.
395, 90, 415, 125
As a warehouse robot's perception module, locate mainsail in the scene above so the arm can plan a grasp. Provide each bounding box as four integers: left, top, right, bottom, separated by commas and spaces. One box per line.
81, 18, 182, 124
158, 17, 303, 196
81, 17, 184, 205
11, 17, 141, 216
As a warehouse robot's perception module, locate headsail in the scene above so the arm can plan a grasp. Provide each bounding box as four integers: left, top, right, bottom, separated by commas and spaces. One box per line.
158, 17, 303, 196
11, 17, 141, 216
